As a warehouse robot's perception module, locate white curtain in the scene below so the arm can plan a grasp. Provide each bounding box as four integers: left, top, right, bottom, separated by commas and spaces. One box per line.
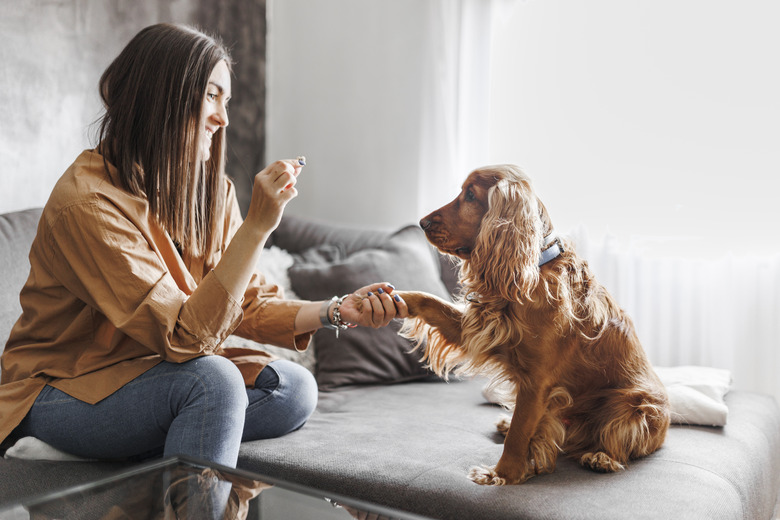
416, 0, 513, 216
571, 226, 780, 404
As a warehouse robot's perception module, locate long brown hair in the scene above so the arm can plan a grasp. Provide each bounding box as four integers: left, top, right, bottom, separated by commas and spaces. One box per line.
96, 23, 232, 257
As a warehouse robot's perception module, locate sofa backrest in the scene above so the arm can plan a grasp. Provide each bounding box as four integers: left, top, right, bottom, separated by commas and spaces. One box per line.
271, 215, 462, 297
0, 208, 43, 353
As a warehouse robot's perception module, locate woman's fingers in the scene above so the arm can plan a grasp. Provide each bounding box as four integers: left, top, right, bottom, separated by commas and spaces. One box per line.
246, 158, 304, 232
353, 284, 403, 328
264, 159, 302, 194
335, 284, 409, 328
366, 288, 396, 327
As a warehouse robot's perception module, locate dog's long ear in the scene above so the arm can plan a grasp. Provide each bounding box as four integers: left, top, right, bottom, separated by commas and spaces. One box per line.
471, 177, 542, 303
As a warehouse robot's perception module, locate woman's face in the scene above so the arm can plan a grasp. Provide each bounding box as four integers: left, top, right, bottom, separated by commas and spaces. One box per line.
198, 60, 231, 162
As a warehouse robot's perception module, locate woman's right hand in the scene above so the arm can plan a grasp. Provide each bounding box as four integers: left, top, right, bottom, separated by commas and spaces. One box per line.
244, 159, 303, 234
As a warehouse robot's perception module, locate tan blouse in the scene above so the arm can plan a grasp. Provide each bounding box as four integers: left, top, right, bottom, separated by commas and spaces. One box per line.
0, 150, 312, 445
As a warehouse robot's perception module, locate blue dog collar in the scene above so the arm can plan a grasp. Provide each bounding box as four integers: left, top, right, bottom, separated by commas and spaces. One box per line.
539, 233, 564, 266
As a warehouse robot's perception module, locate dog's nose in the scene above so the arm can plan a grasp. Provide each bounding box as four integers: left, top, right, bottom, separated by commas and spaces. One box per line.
419, 218, 431, 230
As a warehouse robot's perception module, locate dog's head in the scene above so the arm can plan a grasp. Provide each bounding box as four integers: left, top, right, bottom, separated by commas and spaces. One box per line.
420, 165, 554, 301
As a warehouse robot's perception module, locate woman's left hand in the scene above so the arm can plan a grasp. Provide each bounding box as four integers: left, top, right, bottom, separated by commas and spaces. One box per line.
337, 283, 408, 328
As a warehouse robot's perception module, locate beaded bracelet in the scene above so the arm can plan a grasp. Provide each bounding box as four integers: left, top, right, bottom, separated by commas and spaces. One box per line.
319, 295, 356, 338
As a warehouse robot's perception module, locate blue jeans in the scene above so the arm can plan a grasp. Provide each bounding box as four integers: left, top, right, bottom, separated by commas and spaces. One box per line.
15, 357, 318, 468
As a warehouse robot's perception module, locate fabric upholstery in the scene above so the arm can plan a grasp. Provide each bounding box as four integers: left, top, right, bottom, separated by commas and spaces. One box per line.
0, 208, 43, 354
270, 215, 462, 296
238, 379, 780, 520
0, 458, 131, 505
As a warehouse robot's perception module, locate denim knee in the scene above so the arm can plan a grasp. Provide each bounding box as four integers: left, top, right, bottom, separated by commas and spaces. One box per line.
163, 355, 249, 466
243, 360, 318, 440
181, 355, 249, 414
271, 359, 319, 424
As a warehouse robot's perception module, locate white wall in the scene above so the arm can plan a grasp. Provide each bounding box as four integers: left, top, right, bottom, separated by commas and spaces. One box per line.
266, 0, 430, 231
488, 0, 780, 258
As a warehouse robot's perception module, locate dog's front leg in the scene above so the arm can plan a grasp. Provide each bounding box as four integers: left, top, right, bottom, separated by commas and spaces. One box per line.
394, 290, 463, 345
470, 387, 547, 485
395, 290, 465, 377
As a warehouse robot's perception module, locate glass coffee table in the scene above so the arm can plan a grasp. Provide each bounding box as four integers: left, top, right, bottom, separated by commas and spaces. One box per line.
0, 455, 434, 520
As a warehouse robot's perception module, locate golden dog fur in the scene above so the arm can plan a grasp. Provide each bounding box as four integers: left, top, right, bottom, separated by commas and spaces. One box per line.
396, 165, 670, 485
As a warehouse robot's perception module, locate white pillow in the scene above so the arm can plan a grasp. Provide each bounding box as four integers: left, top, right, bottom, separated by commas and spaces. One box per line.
4, 436, 93, 461
482, 365, 732, 427
256, 246, 299, 299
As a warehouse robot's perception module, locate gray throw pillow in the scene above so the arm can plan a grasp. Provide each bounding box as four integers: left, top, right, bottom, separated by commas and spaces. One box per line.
288, 225, 452, 390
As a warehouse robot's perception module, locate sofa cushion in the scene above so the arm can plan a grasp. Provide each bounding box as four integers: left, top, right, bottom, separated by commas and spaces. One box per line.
270, 215, 462, 296
288, 225, 451, 390
269, 215, 390, 257
0, 209, 43, 354
0, 458, 132, 506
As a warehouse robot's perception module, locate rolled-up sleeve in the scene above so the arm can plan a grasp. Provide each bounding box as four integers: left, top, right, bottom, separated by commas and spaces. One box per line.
234, 278, 312, 352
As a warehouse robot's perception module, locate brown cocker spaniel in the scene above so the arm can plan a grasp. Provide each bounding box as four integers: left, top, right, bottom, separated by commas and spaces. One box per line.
396, 165, 670, 485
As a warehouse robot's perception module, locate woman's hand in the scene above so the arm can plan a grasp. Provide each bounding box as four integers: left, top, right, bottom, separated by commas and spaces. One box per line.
244, 159, 303, 235
338, 283, 409, 328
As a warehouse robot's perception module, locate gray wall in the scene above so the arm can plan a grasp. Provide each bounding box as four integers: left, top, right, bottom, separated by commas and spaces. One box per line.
0, 0, 265, 214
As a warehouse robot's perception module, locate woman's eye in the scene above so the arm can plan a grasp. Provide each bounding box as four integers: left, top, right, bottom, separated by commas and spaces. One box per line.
207, 92, 217, 101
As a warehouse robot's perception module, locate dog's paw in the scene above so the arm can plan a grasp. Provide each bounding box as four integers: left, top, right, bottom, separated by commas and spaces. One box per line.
468, 465, 508, 486
495, 415, 511, 436
579, 451, 625, 473
468, 465, 533, 485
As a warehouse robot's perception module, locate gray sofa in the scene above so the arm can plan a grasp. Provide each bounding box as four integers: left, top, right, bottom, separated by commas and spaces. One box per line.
1, 207, 779, 520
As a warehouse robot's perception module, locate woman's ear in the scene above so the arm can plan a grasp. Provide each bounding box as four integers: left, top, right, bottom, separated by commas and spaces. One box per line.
470, 178, 542, 303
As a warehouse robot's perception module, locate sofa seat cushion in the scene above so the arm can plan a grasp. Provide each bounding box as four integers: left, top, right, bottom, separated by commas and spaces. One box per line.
0, 458, 132, 505
237, 378, 780, 520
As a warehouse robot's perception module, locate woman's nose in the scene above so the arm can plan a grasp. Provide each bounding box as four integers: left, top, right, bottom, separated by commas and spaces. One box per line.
215, 104, 229, 128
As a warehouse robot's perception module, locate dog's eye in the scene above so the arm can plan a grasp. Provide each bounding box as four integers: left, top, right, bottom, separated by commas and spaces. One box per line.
465, 189, 476, 202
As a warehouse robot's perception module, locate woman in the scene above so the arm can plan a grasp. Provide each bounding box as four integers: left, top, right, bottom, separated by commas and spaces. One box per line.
0, 23, 407, 468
